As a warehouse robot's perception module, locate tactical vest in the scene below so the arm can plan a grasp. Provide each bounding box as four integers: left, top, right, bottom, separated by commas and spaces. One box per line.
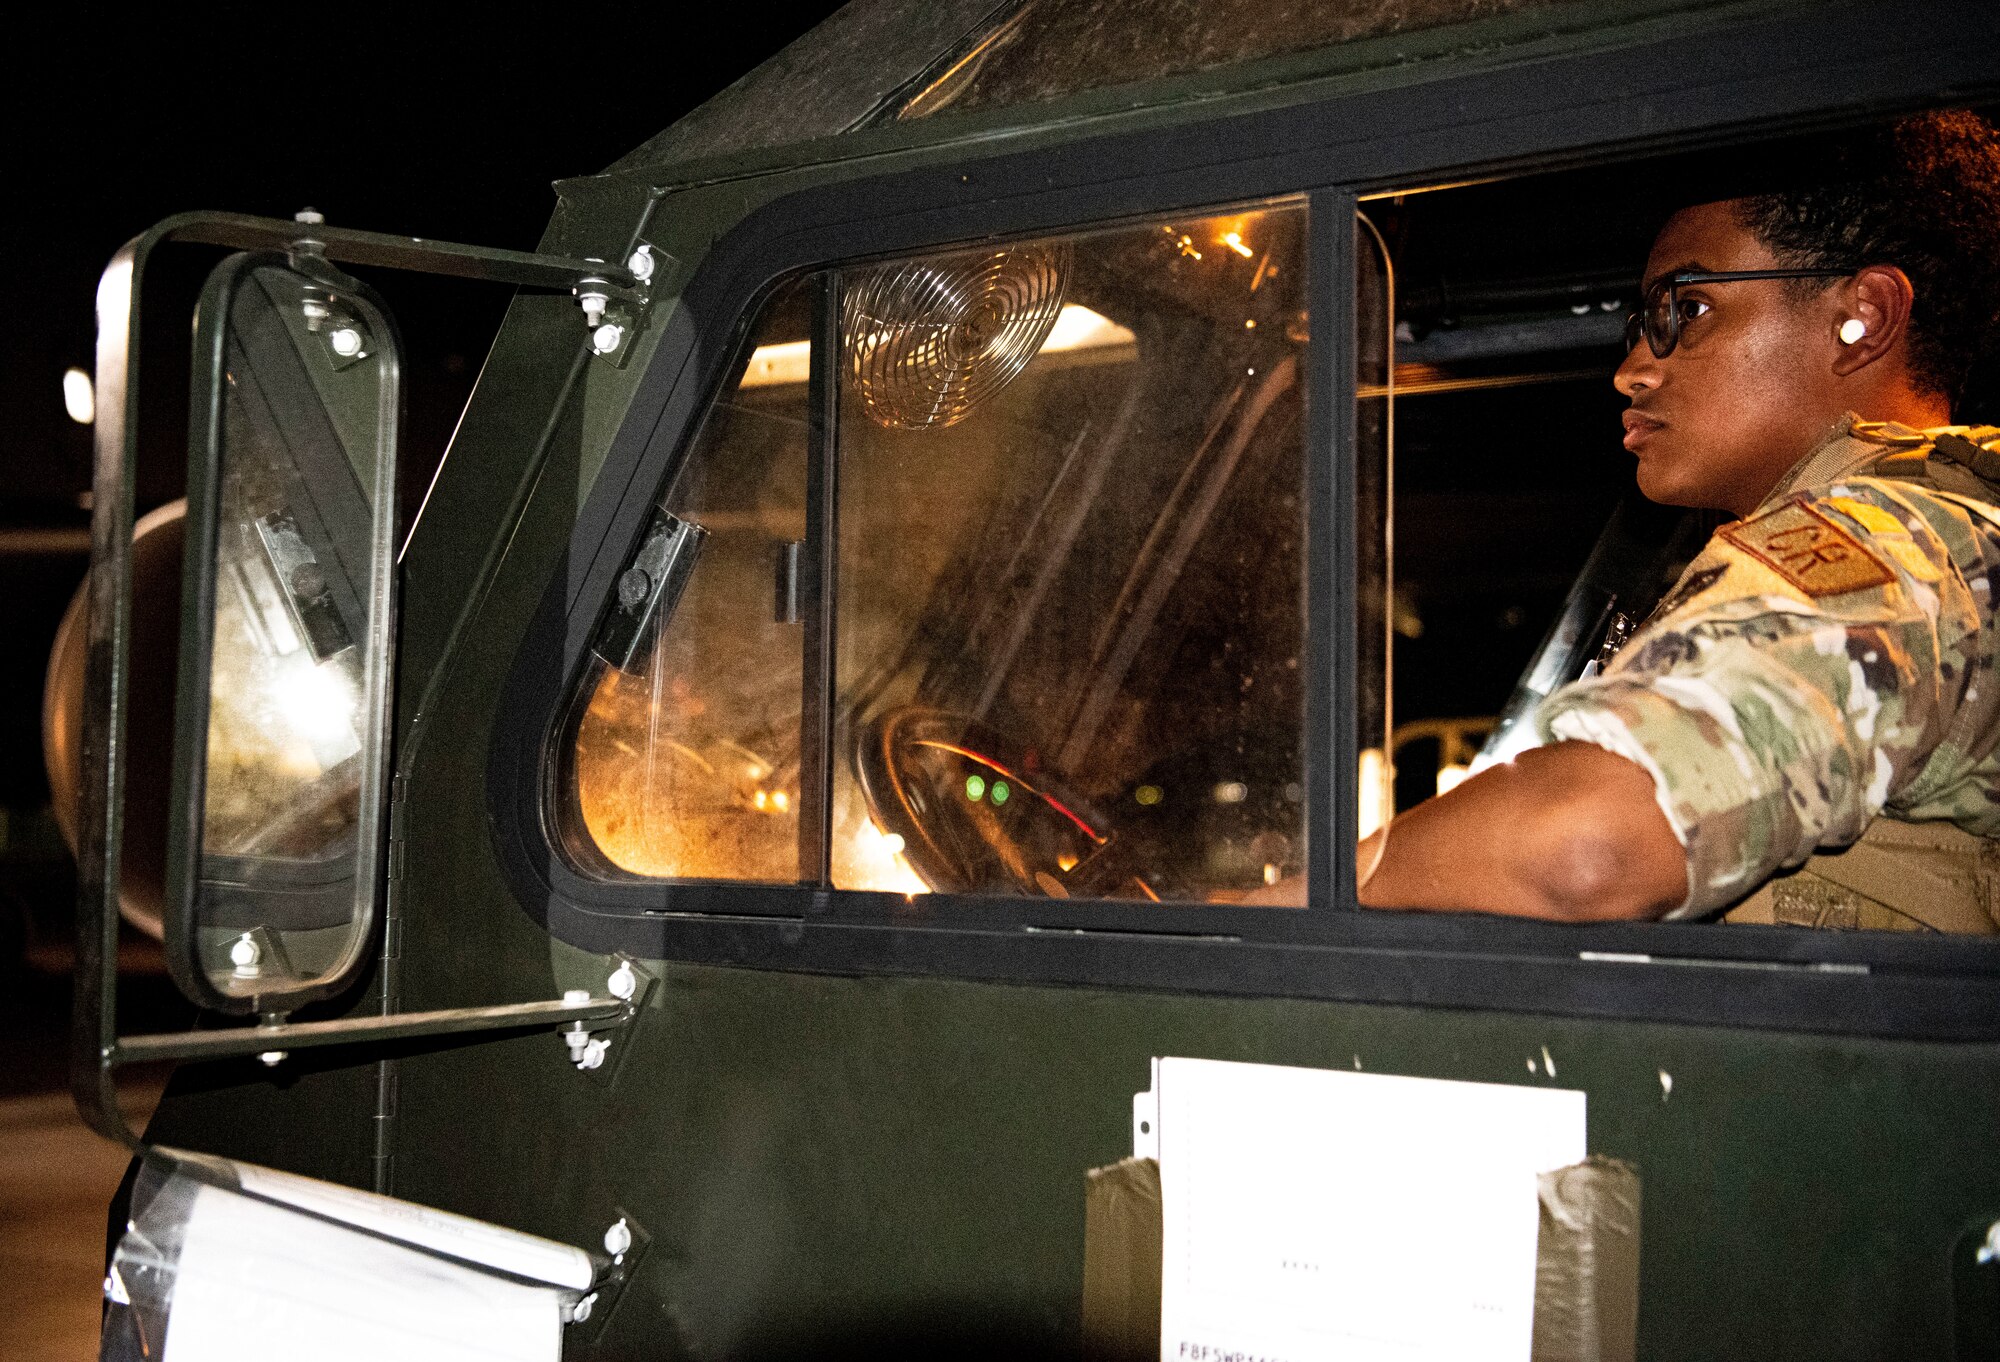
1719, 422, 2000, 934
1723, 817, 2000, 933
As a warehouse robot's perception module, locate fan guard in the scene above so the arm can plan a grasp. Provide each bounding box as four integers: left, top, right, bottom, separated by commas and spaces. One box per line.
842, 243, 1071, 430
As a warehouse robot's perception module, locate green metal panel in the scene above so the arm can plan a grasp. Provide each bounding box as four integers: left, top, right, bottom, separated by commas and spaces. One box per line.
378, 965, 2000, 1358
141, 1057, 381, 1193
140, 938, 2000, 1358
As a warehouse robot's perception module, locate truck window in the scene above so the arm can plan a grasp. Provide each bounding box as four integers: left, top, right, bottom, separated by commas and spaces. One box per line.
831, 204, 1309, 901
1359, 170, 1697, 840
560, 279, 812, 883
557, 203, 1311, 904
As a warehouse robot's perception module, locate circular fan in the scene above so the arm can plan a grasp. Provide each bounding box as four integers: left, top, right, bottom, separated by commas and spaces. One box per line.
842, 243, 1071, 430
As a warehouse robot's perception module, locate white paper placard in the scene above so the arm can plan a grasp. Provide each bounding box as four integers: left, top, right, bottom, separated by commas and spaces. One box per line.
232, 1160, 593, 1289
1151, 1057, 1585, 1362
163, 1185, 565, 1362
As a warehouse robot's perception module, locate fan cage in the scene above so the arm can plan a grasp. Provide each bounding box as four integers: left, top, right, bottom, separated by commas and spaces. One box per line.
841, 243, 1073, 430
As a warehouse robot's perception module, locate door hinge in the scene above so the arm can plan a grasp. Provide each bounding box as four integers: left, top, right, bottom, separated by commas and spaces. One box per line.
385, 772, 409, 891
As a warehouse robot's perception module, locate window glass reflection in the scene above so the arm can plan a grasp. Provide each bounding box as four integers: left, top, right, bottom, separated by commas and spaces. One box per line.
560, 207, 1310, 906
192, 262, 392, 992
564, 281, 811, 881
832, 204, 1309, 902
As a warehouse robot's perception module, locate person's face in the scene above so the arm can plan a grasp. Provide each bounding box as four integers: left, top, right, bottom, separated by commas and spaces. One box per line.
1614, 201, 1843, 515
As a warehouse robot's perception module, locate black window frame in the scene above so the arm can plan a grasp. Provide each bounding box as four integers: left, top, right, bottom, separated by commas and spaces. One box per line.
490, 0, 2000, 1040
544, 194, 1330, 918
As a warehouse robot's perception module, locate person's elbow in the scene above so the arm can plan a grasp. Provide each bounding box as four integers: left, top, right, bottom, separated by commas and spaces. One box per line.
1356, 741, 1689, 921
1511, 747, 1688, 923
1528, 815, 1666, 921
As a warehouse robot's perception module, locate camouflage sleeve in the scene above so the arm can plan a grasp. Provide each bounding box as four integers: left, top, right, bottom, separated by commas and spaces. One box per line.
1533, 480, 1992, 918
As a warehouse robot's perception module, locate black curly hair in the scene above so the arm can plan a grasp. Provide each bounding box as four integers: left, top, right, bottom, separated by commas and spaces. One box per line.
1731, 110, 2000, 419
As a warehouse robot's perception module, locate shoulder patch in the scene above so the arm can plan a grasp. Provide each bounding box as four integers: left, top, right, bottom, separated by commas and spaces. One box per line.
1718, 498, 1895, 598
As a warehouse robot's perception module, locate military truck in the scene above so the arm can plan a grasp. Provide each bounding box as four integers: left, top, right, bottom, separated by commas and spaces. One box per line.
58, 0, 2000, 1356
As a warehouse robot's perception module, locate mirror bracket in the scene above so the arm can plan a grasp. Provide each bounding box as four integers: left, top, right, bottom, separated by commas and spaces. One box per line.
574, 241, 667, 367
73, 210, 661, 1148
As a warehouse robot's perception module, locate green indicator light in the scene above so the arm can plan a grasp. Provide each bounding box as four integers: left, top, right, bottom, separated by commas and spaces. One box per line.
1134, 784, 1163, 807
965, 774, 987, 802
991, 781, 1011, 806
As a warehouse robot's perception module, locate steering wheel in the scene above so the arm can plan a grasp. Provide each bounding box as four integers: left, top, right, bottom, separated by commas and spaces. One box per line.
853, 706, 1158, 900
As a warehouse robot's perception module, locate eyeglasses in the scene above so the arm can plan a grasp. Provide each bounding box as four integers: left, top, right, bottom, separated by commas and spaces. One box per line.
1624, 267, 1855, 358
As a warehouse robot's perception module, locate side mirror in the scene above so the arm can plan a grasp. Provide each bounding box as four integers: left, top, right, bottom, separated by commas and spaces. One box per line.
167, 253, 399, 1011
72, 214, 651, 1145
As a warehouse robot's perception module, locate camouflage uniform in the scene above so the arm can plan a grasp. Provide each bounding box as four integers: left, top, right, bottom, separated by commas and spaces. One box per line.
1534, 414, 2000, 929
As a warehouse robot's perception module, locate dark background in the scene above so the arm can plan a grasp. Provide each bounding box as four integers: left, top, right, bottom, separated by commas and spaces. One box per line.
0, 6, 843, 1089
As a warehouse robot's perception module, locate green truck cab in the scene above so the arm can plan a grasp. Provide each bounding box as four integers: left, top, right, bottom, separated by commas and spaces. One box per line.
64, 2, 2000, 1356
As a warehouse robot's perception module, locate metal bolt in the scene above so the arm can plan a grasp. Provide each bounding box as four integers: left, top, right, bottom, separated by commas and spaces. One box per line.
608, 961, 638, 1001
591, 323, 625, 355
1979, 1221, 2000, 1265
561, 991, 608, 1070
578, 291, 609, 328
328, 327, 363, 358
301, 298, 330, 331
295, 208, 325, 226
603, 1218, 633, 1257
567, 1291, 597, 1324
229, 933, 261, 978
617, 567, 652, 609
258, 1051, 287, 1067
626, 246, 655, 284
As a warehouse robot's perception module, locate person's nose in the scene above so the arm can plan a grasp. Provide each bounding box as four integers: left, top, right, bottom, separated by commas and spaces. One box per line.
1614, 340, 1659, 399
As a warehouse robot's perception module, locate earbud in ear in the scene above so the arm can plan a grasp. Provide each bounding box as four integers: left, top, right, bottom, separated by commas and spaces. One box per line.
1839, 318, 1867, 345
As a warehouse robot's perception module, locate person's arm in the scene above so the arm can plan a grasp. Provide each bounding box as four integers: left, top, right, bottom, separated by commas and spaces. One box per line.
1360, 481, 1980, 921
1356, 741, 1687, 921
1442, 483, 1976, 922
1256, 486, 1977, 919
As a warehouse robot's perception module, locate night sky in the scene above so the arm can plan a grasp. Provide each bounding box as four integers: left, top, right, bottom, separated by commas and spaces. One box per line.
2, 7, 846, 517
0, 9, 843, 812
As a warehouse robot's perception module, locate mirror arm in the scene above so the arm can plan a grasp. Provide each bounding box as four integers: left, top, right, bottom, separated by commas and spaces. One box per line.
71, 995, 631, 1148
134, 210, 643, 291
109, 994, 630, 1066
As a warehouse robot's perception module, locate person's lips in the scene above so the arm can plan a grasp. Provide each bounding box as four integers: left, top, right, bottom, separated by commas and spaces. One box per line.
1622, 409, 1664, 452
